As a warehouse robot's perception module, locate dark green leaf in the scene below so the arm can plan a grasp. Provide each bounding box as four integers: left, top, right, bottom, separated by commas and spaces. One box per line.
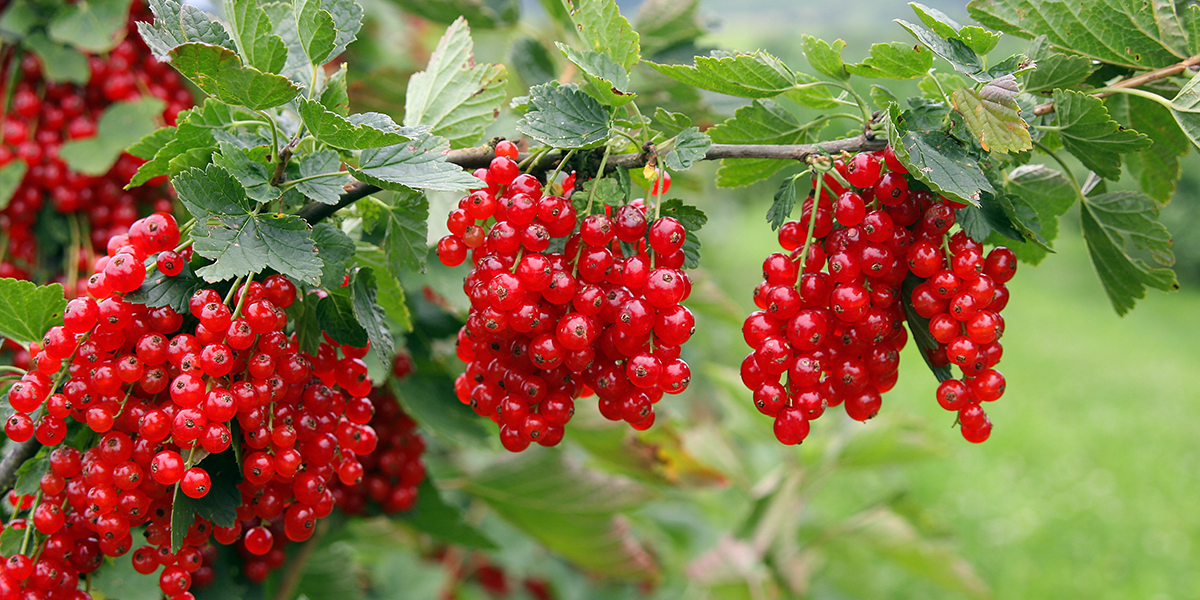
1080, 191, 1178, 315
317, 293, 368, 347
348, 268, 394, 358
399, 479, 498, 549
127, 127, 176, 160
911, 2, 1001, 55
767, 175, 798, 231
845, 42, 934, 80
1022, 35, 1095, 93
904, 97, 951, 130
896, 18, 987, 82
59, 97, 166, 175
392, 373, 488, 444
297, 97, 418, 150
171, 449, 240, 552
174, 164, 254, 218
1107, 94, 1190, 204
0, 528, 22, 557
90, 543, 165, 600
294, 150, 349, 206
951, 75, 1031, 153
660, 127, 710, 171
353, 135, 485, 192
901, 275, 953, 382
23, 33, 90, 84
1053, 89, 1152, 180
652, 107, 692, 138
312, 222, 355, 289
801, 35, 849, 81
0, 162, 28, 212
885, 103, 993, 206
1004, 164, 1075, 263
290, 292, 323, 356
212, 142, 277, 203
706, 99, 823, 187
225, 0, 288, 73
12, 454, 49, 496
375, 190, 430, 275
125, 259, 205, 313
169, 42, 302, 111
515, 83, 611, 149
569, 0, 640, 69
966, 0, 1187, 69
509, 37, 557, 86
352, 250, 411, 332
956, 197, 1023, 243
137, 0, 236, 59
0, 279, 66, 345
192, 212, 323, 285
295, 0, 338, 66
128, 99, 248, 188
659, 199, 705, 269
47, 0, 133, 53
462, 450, 659, 580
403, 17, 508, 149
633, 0, 704, 57
386, 0, 519, 29
558, 43, 636, 106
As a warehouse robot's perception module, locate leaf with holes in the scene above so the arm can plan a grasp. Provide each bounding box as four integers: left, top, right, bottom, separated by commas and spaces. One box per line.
0, 279, 66, 345
1053, 89, 1151, 180
951, 75, 1031, 153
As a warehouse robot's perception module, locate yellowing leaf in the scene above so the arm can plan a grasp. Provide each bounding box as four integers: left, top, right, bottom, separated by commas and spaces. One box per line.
951, 75, 1031, 153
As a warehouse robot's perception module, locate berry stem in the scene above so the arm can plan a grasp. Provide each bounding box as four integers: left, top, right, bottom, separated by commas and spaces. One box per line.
18, 490, 41, 556
545, 149, 576, 191
0, 365, 27, 375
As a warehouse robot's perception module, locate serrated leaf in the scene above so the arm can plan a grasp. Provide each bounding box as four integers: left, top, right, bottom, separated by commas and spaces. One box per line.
353, 135, 483, 192
193, 213, 323, 285
706, 99, 822, 187
646, 51, 807, 98
294, 0, 337, 66
320, 62, 349, 116
58, 97, 167, 175
966, 0, 1187, 70
127, 127, 177, 160
125, 259, 205, 313
372, 190, 430, 274
400, 478, 498, 549
0, 162, 28, 212
312, 222, 355, 289
956, 196, 1023, 243
1080, 191, 1178, 315
295, 150, 349, 206
1005, 164, 1076, 264
462, 450, 659, 580
515, 82, 611, 149
633, 0, 704, 57
12, 453, 49, 496
297, 97, 416, 150
319, 0, 363, 59
353, 250, 411, 332
48, 0, 133, 53
558, 43, 636, 106
403, 17, 508, 149
171, 450, 240, 552
509, 37, 557, 86
318, 293, 368, 347
23, 33, 90, 84
212, 142, 277, 203
767, 176, 798, 231
0, 279, 66, 345
951, 75, 1031, 153
1022, 36, 1096, 93
958, 25, 1002, 55
1168, 70, 1200, 152
871, 85, 902, 109
128, 99, 252, 188
918, 71, 968, 102
660, 127, 710, 171
569, 0, 640, 69
845, 42, 934, 80
896, 19, 988, 82
652, 107, 692, 138
392, 372, 488, 444
1108, 94, 1190, 204
174, 164, 255, 218
224, 0, 288, 73
904, 97, 951, 130
1053, 88, 1152, 180
348, 268, 394, 358
137, 0, 236, 59
801, 35, 849, 81
910, 2, 1001, 56
289, 292, 322, 356
386, 0, 519, 29
169, 42, 301, 111
885, 103, 993, 206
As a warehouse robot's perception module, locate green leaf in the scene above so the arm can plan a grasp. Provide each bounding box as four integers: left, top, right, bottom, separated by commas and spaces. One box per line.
90, 543, 165, 600
767, 175, 799, 231
706, 99, 822, 188
1167, 70, 1200, 151
319, 0, 364, 60
211, 142, 277, 204
127, 127, 177, 160
885, 103, 993, 206
289, 292, 322, 356
463, 450, 659, 580
368, 189, 430, 275
910, 2, 1001, 55
871, 85, 902, 109
568, 0, 640, 69
1053, 89, 1152, 180
0, 162, 28, 212
320, 62, 350, 116
400, 478, 498, 549
1107, 94, 1190, 204
845, 42, 934, 80
557, 43, 636, 106
633, 0, 704, 57
918, 71, 968, 102
294, 0, 338, 66
174, 164, 255, 218
509, 37, 557, 86
12, 453, 49, 496
295, 150, 349, 206
660, 127, 710, 171
956, 196, 1023, 243
515, 83, 611, 149
392, 373, 488, 444
352, 135, 484, 192
652, 107, 692, 138
1080, 191, 1178, 315
170, 449, 240, 552
1004, 164, 1076, 264
295, 542, 365, 600
966, 0, 1187, 69
1022, 35, 1095, 93
224, 0, 288, 73
125, 259, 205, 313
646, 51, 808, 99
385, 0, 519, 29
192, 213, 323, 285
318, 293, 368, 347
958, 25, 1002, 55
47, 0, 133, 53
297, 97, 417, 150
312, 222, 356, 289
403, 17, 508, 149
169, 42, 301, 111
801, 35, 849, 81
128, 99, 250, 188
951, 75, 1031, 154
904, 97, 951, 130
348, 268, 394, 358
137, 0, 237, 59
23, 33, 90, 84
0, 279, 66, 345
896, 19, 988, 82
0, 528, 22, 557
59, 97, 166, 175
352, 250, 411, 331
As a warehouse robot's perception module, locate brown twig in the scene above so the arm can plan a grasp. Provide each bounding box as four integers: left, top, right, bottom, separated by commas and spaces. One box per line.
1032, 53, 1200, 116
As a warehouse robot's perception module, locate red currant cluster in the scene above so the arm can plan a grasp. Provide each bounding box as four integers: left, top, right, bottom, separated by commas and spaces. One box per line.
332, 386, 427, 515
0, 213, 395, 598
436, 141, 695, 452
0, 1, 192, 287
740, 147, 1013, 445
